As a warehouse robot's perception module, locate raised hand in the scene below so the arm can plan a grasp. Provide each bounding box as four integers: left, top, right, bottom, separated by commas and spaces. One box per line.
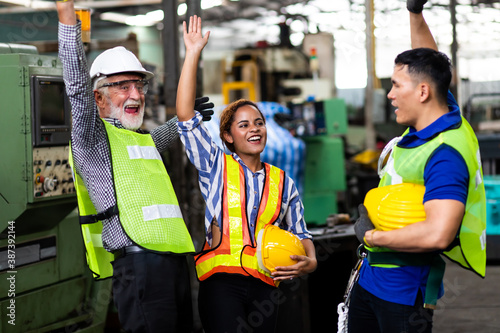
177, 16, 210, 121
183, 15, 210, 55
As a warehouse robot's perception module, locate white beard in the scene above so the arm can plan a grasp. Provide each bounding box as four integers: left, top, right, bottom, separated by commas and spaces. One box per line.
107, 99, 145, 131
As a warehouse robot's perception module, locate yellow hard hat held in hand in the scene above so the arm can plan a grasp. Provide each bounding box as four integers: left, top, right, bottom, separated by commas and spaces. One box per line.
364, 183, 426, 231
257, 225, 306, 274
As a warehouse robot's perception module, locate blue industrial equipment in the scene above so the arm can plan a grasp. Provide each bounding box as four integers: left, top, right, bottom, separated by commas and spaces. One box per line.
484, 175, 500, 236
288, 98, 348, 226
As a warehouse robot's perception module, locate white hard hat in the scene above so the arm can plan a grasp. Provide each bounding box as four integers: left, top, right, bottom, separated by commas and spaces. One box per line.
89, 46, 154, 81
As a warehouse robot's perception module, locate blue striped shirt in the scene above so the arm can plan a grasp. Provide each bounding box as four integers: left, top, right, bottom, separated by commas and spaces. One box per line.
178, 112, 312, 247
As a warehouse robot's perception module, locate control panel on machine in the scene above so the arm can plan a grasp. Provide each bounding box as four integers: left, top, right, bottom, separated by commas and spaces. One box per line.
33, 146, 74, 198
31, 75, 74, 200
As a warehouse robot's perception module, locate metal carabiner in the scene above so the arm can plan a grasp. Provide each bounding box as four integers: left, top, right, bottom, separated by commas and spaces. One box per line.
343, 245, 367, 304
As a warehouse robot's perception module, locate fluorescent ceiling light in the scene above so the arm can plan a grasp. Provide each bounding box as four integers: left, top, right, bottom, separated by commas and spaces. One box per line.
146, 9, 164, 22
99, 12, 130, 25
0, 0, 54, 9
125, 14, 155, 26
178, 3, 187, 16
201, 0, 223, 10
101, 9, 164, 26
178, 0, 221, 13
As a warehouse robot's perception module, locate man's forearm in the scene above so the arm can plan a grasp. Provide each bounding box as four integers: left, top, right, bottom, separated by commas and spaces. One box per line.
57, 0, 77, 25
150, 117, 180, 151
58, 21, 98, 149
177, 49, 200, 122
410, 12, 438, 51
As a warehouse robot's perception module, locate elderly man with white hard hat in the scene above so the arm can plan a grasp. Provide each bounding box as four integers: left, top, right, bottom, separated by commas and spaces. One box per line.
56, 1, 213, 332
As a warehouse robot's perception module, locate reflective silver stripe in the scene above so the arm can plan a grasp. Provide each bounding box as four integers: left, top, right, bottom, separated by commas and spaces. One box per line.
386, 152, 403, 185
91, 233, 104, 247
127, 145, 162, 160
84, 227, 104, 247
378, 136, 402, 179
142, 204, 183, 221
480, 229, 487, 251
475, 149, 483, 190
475, 170, 483, 190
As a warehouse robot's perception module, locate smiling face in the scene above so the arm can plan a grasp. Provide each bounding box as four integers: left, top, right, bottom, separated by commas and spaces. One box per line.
223, 104, 267, 159
94, 73, 146, 130
387, 64, 421, 128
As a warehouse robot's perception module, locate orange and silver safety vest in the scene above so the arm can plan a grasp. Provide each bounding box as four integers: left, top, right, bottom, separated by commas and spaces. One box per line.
194, 154, 285, 287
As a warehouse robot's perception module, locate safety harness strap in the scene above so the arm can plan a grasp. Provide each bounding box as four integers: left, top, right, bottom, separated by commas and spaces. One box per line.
367, 251, 445, 309
79, 204, 119, 225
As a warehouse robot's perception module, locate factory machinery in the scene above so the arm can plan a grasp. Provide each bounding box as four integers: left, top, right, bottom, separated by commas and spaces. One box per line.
221, 33, 347, 227
0, 44, 110, 333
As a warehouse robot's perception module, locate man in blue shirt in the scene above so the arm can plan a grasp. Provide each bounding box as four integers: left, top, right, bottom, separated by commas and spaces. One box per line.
350, 1, 487, 332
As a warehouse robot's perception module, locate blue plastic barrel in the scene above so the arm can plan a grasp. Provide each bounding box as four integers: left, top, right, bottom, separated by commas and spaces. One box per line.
484, 175, 500, 235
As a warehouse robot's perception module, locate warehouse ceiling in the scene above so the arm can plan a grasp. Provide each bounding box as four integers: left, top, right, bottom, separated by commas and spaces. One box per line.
1, 0, 500, 87
1, 0, 498, 23
1, 0, 498, 44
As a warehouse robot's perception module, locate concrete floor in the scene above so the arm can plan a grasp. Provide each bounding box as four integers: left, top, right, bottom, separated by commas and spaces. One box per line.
433, 259, 500, 333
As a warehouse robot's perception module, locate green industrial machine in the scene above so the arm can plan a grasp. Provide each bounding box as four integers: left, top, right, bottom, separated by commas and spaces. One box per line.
300, 98, 347, 226
0, 44, 111, 332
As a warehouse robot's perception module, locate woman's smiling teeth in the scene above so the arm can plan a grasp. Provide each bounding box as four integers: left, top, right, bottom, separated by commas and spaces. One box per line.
248, 135, 261, 142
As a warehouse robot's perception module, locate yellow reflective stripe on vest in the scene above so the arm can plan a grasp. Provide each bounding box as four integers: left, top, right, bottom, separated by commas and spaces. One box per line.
226, 154, 245, 257
255, 164, 282, 237
195, 155, 284, 286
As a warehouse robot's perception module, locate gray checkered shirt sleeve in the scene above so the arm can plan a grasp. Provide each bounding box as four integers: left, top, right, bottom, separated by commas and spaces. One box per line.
59, 22, 134, 251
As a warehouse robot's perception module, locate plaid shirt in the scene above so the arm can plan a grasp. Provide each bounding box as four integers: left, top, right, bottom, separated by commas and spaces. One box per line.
59, 22, 179, 251
178, 113, 312, 247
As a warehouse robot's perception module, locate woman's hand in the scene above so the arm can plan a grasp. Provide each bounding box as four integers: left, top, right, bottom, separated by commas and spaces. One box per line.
177, 15, 210, 121
271, 238, 317, 281
183, 15, 210, 56
271, 254, 318, 281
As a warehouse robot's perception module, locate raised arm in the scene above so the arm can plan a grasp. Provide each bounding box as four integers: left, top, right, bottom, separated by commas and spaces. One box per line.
176, 16, 210, 122
57, 0, 100, 151
56, 0, 77, 25
408, 0, 438, 51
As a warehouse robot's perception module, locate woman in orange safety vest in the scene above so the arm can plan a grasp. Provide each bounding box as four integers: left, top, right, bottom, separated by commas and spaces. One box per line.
176, 16, 318, 332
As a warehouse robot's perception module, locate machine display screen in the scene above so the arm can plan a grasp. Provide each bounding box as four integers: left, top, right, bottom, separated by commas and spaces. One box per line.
31, 75, 72, 147
39, 80, 66, 126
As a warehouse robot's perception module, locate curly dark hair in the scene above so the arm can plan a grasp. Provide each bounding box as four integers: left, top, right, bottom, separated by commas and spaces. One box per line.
219, 99, 265, 153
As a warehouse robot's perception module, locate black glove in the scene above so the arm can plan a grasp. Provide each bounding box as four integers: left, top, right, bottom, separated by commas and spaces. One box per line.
354, 204, 375, 246
194, 96, 215, 122
407, 0, 427, 13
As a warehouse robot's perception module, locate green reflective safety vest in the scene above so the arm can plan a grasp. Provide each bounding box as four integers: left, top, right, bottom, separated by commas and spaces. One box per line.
69, 147, 114, 280
70, 119, 195, 280
376, 117, 487, 278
